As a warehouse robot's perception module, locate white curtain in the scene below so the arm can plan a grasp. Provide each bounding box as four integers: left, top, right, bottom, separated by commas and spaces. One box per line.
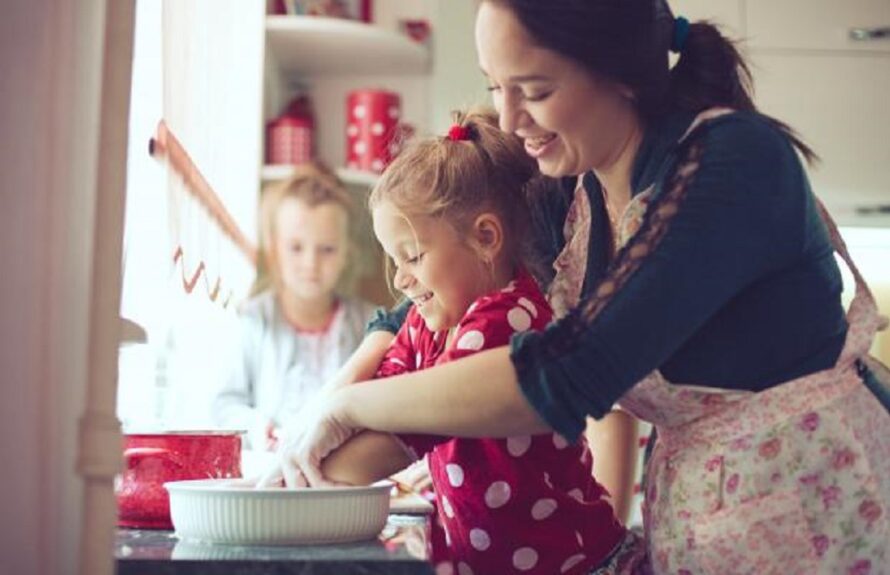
119, 0, 264, 429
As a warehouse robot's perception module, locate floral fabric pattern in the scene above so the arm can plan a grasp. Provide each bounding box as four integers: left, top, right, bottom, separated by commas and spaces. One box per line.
614, 112, 890, 574
549, 176, 593, 318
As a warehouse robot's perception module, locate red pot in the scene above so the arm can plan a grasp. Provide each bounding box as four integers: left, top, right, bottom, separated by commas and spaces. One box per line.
116, 431, 243, 529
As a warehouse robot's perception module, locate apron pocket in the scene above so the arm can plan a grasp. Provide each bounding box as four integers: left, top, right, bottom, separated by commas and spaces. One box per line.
690, 491, 817, 574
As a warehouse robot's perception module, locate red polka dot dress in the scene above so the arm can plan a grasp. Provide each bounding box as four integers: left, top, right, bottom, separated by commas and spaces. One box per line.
376, 270, 627, 575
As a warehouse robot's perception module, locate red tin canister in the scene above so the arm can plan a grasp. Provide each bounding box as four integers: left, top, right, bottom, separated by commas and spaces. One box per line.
345, 89, 402, 174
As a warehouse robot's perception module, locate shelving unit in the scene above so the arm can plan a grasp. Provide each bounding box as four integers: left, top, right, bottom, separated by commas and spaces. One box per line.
261, 14, 432, 181
260, 12, 434, 305
265, 16, 430, 76
261, 164, 379, 188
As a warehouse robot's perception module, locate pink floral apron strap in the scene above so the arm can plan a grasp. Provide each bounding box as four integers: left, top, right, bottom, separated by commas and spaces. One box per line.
677, 107, 735, 144
813, 197, 889, 367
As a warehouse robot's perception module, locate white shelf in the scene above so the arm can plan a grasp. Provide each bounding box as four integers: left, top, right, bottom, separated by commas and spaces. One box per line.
261, 164, 379, 188
265, 16, 430, 76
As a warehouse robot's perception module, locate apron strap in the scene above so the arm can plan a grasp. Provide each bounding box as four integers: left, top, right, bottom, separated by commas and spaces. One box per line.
814, 196, 889, 367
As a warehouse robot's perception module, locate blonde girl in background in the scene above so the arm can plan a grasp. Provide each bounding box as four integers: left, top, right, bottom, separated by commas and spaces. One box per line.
212, 163, 375, 451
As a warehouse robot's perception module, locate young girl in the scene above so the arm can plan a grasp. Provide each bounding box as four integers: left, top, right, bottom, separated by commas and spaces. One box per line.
212, 163, 376, 451
320, 110, 637, 575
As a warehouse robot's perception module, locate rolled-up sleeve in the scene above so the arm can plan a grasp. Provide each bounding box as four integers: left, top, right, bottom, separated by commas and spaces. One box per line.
365, 299, 412, 335
510, 115, 805, 441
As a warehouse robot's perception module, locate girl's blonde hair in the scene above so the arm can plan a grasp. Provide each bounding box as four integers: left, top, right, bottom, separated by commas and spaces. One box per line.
252, 162, 358, 296
369, 108, 541, 277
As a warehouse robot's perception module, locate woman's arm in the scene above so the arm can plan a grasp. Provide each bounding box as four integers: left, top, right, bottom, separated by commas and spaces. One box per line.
584, 412, 638, 525
321, 431, 412, 486
340, 346, 551, 438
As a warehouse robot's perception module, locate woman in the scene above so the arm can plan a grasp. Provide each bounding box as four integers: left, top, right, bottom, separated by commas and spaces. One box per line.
268, 0, 890, 572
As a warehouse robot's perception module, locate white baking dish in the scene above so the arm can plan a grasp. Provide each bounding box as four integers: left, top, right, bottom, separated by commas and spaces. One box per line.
164, 478, 392, 545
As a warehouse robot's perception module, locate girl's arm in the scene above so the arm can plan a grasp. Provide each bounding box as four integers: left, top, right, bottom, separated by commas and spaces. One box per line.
321, 431, 412, 486
323, 330, 396, 391
584, 412, 638, 525
322, 300, 413, 391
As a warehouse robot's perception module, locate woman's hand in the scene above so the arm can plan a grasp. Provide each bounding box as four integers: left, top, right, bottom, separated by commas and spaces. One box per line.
256, 389, 358, 488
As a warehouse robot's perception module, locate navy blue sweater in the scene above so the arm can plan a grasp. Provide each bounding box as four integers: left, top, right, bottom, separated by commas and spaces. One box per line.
370, 111, 851, 441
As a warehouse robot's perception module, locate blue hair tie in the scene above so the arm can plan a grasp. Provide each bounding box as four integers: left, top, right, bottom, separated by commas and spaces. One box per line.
671, 16, 690, 53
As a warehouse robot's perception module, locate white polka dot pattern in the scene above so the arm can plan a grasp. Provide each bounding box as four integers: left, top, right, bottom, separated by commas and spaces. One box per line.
347, 124, 359, 137
371, 122, 385, 135
388, 106, 400, 119
484, 481, 511, 508
561, 554, 586, 573
512, 547, 539, 571
435, 562, 454, 575
353, 140, 367, 155
354, 104, 367, 119
441, 495, 455, 518
416, 352, 423, 368
553, 433, 569, 449
388, 357, 406, 367
469, 528, 491, 551
507, 307, 532, 332
518, 297, 538, 318
568, 488, 584, 502
456, 330, 485, 351
457, 562, 473, 575
575, 531, 584, 547
506, 435, 531, 457
409, 326, 417, 344
531, 498, 558, 520
446, 464, 464, 487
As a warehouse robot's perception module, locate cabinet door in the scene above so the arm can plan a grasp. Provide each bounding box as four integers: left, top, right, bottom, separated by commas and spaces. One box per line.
750, 52, 890, 206
747, 0, 890, 52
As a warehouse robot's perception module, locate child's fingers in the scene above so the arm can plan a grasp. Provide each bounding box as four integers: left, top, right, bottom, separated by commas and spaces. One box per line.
282, 458, 309, 488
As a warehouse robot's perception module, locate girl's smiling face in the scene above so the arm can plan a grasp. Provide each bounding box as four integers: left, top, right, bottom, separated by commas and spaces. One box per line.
475, 1, 640, 178
372, 200, 491, 332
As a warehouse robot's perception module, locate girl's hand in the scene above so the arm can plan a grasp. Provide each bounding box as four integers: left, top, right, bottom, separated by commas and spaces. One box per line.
256, 389, 357, 488
264, 421, 280, 452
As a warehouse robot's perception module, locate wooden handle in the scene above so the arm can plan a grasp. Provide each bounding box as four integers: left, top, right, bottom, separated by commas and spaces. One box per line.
149, 120, 257, 267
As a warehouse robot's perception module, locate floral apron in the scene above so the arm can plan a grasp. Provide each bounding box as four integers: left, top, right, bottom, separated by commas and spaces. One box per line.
614, 111, 890, 574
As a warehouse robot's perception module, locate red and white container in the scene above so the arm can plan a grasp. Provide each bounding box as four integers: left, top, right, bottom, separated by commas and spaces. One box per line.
266, 95, 315, 165
345, 89, 403, 174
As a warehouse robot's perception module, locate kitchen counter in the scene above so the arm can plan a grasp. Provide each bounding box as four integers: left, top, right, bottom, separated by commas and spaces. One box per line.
115, 515, 434, 575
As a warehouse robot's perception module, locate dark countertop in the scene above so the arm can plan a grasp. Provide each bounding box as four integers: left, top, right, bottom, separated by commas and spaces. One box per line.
115, 515, 434, 575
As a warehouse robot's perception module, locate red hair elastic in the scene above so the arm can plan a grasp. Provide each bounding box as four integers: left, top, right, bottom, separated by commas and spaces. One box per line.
447, 124, 471, 141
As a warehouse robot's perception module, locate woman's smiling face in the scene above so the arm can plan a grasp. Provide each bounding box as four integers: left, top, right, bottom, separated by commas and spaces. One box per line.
475, 1, 639, 178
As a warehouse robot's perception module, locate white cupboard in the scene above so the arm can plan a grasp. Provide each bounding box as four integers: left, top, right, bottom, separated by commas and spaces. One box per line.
671, 0, 890, 226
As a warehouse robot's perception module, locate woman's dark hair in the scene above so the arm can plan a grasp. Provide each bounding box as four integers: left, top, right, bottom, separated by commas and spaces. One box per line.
483, 0, 816, 163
